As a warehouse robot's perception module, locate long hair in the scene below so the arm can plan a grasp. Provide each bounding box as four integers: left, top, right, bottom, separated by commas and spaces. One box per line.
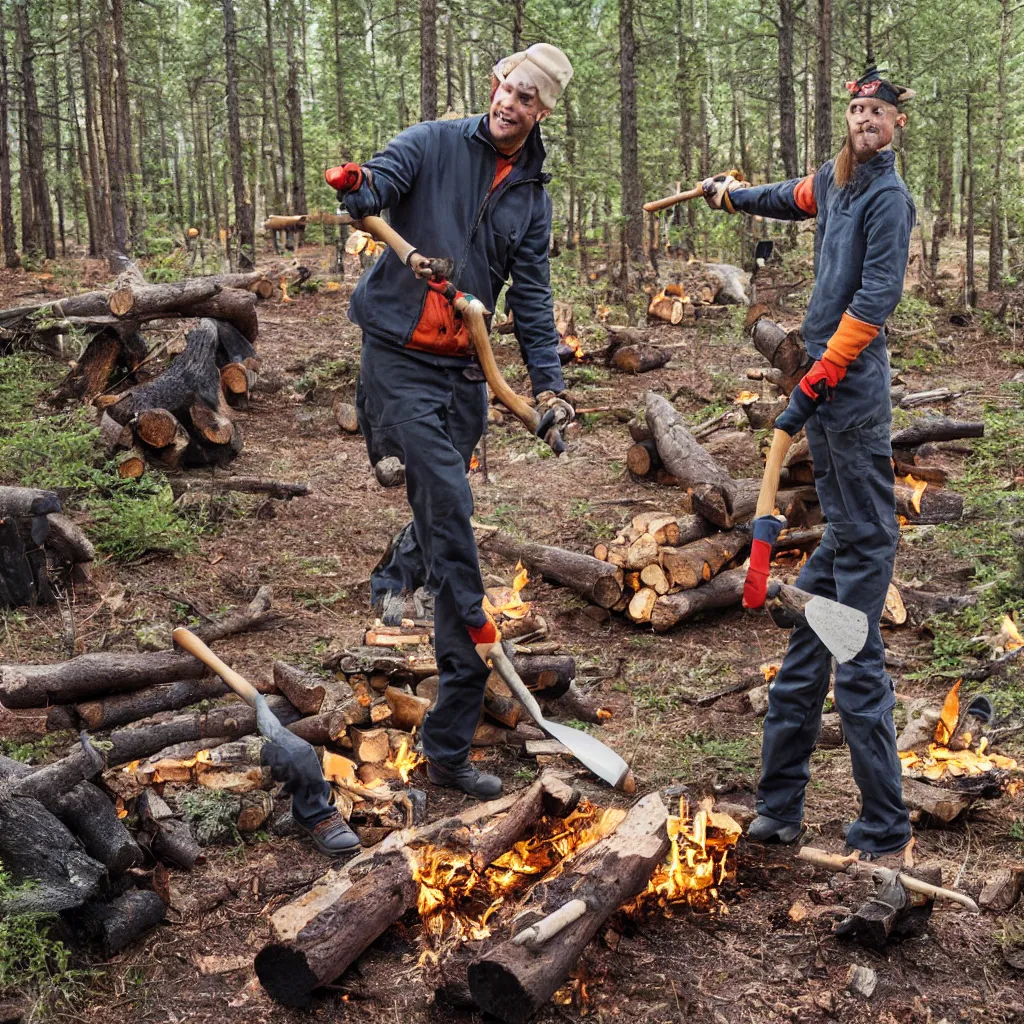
834, 136, 856, 188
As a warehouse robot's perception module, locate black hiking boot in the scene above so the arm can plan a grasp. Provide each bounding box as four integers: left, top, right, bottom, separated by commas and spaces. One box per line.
297, 812, 361, 857
746, 814, 803, 844
426, 759, 502, 799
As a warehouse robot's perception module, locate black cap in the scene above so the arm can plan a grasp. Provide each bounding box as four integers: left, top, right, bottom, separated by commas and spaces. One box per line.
844, 66, 914, 106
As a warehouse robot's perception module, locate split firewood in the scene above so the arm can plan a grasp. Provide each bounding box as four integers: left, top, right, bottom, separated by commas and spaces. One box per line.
255, 775, 579, 1007
627, 587, 658, 623
287, 710, 348, 746
650, 566, 746, 632
890, 417, 984, 448
385, 686, 432, 731
898, 777, 972, 825
137, 789, 205, 869
745, 308, 811, 395
67, 890, 167, 957
882, 584, 908, 626
640, 563, 671, 595
467, 792, 672, 1022
659, 530, 751, 590
481, 532, 623, 609
272, 662, 329, 715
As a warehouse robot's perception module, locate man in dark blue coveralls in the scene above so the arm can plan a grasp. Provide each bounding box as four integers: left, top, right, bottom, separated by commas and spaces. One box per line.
332, 44, 575, 800
703, 67, 916, 861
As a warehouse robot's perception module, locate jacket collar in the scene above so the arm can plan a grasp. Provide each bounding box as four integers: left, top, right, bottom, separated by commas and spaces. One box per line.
472, 115, 547, 180
849, 149, 896, 196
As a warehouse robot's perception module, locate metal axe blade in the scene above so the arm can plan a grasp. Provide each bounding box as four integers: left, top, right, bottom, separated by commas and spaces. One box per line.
767, 583, 869, 664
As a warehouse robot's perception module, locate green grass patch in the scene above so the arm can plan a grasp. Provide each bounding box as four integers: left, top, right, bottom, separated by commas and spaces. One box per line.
0, 868, 95, 1016
0, 402, 203, 562
672, 731, 759, 776
295, 356, 358, 392
0, 731, 73, 765
0, 354, 61, 423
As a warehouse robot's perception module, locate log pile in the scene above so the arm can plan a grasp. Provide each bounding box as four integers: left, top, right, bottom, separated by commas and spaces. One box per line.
0, 486, 94, 608
646, 263, 749, 324
96, 318, 252, 476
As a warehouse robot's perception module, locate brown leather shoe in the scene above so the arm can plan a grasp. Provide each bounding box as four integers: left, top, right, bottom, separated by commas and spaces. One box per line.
298, 812, 361, 857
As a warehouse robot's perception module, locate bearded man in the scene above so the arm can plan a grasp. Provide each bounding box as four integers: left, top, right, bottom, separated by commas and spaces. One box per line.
331, 44, 575, 800
703, 67, 916, 862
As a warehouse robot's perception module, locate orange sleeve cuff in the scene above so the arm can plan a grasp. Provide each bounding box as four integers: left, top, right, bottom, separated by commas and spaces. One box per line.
793, 175, 817, 216
823, 313, 880, 368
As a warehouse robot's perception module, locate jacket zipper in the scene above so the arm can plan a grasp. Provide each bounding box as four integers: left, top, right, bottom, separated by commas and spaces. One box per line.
453, 173, 539, 284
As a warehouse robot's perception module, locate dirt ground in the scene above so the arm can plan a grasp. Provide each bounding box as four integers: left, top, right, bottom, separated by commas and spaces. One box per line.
2, 238, 1023, 1024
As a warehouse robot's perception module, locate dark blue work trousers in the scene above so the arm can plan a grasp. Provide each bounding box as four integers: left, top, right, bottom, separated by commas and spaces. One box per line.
356, 336, 491, 766
757, 407, 912, 855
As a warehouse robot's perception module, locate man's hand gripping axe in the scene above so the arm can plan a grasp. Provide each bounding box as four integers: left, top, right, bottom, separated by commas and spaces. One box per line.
325, 164, 568, 453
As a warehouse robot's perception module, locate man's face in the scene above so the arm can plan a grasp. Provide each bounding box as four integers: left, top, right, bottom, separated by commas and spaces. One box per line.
488, 66, 550, 152
845, 97, 907, 161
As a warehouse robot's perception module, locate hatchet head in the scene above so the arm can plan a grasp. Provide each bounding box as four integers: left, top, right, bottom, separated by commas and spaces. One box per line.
766, 581, 869, 664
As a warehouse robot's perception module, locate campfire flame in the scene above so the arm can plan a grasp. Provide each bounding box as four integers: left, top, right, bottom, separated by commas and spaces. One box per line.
899, 472, 928, 514
482, 561, 532, 620
412, 799, 622, 959
386, 737, 424, 784
761, 662, 780, 683
734, 390, 760, 405
996, 614, 1024, 654
563, 334, 585, 361
899, 678, 1021, 786
470, 453, 481, 471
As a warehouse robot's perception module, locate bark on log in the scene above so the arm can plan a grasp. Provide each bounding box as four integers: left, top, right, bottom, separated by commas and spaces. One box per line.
272, 662, 328, 715
481, 532, 623, 609
542, 682, 606, 724
890, 418, 984, 448
651, 567, 746, 632
660, 530, 751, 589
0, 486, 62, 517
75, 678, 232, 730
646, 392, 737, 511
692, 478, 816, 529
67, 890, 166, 956
138, 789, 204, 869
894, 484, 964, 524
746, 311, 810, 395
467, 792, 671, 1023
286, 710, 347, 746
51, 328, 149, 404
172, 475, 310, 500
0, 795, 106, 914
611, 345, 671, 374
510, 655, 576, 699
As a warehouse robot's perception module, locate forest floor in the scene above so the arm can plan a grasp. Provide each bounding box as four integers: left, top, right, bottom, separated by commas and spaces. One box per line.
1, 234, 1023, 1024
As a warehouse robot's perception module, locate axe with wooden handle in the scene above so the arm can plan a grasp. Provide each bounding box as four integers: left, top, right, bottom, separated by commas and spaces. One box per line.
326, 166, 567, 453
752, 429, 869, 664
642, 184, 705, 212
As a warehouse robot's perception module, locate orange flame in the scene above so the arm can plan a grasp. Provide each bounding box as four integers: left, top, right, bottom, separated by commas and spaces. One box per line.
386, 737, 424, 785
997, 614, 1024, 653
734, 390, 760, 405
279, 275, 292, 303
563, 335, 585, 361
761, 662, 780, 683
482, 561, 532, 620
899, 473, 928, 514
470, 453, 481, 471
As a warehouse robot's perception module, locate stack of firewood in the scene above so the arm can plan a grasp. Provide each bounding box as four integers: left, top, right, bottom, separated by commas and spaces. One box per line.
647, 262, 748, 324
0, 485, 94, 608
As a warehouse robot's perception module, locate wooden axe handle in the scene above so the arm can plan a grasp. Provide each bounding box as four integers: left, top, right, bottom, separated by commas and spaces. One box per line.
756, 428, 795, 518
643, 185, 704, 212
356, 214, 418, 266
797, 846, 980, 913
172, 627, 262, 708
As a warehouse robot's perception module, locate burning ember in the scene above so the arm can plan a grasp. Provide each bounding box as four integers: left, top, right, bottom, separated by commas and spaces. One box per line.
562, 334, 585, 361
413, 799, 623, 959
633, 796, 740, 914
387, 736, 424, 784
996, 614, 1024, 655
899, 679, 1021, 787
470, 453, 481, 471
483, 561, 532, 620
899, 472, 928, 514
761, 662, 780, 683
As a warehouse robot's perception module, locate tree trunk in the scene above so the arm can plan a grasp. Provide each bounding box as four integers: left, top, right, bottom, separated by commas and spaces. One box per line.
285, 1, 306, 221
468, 792, 672, 1023
651, 567, 746, 632
77, 0, 109, 253
15, 0, 54, 258
265, 0, 289, 207
110, 0, 139, 249
95, 2, 129, 269
330, 0, 345, 144
419, 0, 437, 121
0, 0, 18, 267
777, 0, 800, 179
222, 0, 254, 269
618, 0, 642, 258
74, 678, 233, 730
814, 0, 832, 167
988, 0, 1010, 292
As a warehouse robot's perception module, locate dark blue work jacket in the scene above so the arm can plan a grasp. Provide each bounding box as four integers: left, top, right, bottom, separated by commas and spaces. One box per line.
732, 151, 915, 432
348, 115, 564, 397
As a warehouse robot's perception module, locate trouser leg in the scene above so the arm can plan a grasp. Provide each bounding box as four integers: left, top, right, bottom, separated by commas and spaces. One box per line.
755, 538, 837, 824
420, 578, 491, 764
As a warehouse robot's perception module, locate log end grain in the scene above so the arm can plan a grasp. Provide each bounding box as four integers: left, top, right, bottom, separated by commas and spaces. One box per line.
467, 961, 536, 1024
254, 945, 320, 1009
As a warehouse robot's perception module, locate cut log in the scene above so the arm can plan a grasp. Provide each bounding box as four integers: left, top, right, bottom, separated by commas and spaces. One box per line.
890, 418, 984, 448
624, 534, 659, 570
704, 263, 748, 305
543, 682, 607, 724
978, 867, 1024, 914
384, 686, 432, 731
467, 792, 671, 1023
651, 567, 746, 632
272, 662, 328, 715
74, 677, 229, 730
484, 674, 522, 728
646, 392, 737, 510
287, 711, 347, 746
349, 727, 390, 764
627, 588, 658, 623
900, 777, 971, 825
640, 563, 670, 595
611, 344, 671, 374
660, 530, 751, 590
511, 655, 576, 699
894, 484, 964, 524
173, 475, 310, 500
473, 722, 545, 747
480, 533, 623, 609
745, 311, 810, 395
626, 439, 661, 477
67, 890, 166, 956
627, 417, 652, 443
0, 485, 61, 517
693, 479, 816, 529
138, 789, 204, 869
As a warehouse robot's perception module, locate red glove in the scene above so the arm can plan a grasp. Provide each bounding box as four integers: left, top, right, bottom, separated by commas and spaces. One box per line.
743, 515, 785, 610
797, 356, 846, 401
468, 620, 500, 646
324, 162, 363, 193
